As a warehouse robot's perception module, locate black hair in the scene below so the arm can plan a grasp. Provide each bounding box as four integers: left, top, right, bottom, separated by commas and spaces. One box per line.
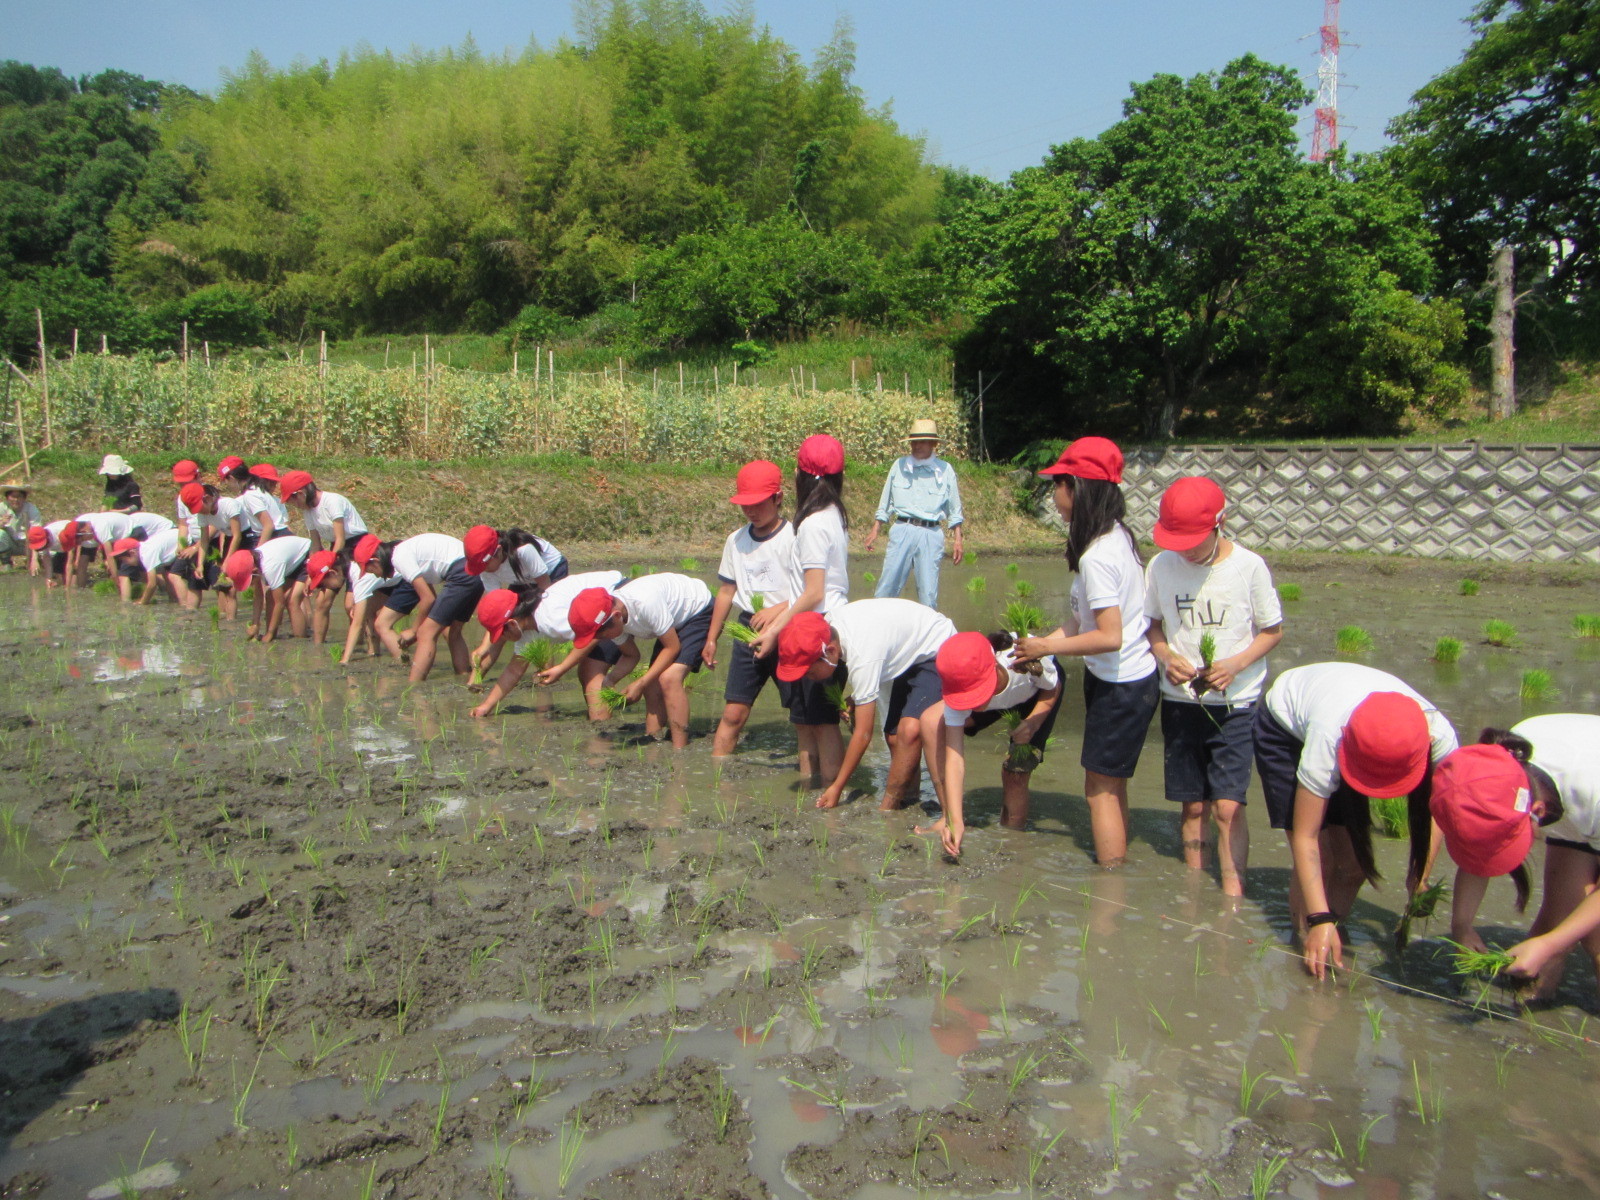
794, 470, 847, 530
497, 529, 551, 584
987, 629, 1044, 676
297, 482, 321, 505
222, 463, 253, 486
368, 539, 403, 577
1061, 476, 1139, 573
506, 582, 545, 623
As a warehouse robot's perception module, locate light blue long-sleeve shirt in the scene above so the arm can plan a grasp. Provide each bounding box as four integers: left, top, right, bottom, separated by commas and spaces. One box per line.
873, 455, 963, 527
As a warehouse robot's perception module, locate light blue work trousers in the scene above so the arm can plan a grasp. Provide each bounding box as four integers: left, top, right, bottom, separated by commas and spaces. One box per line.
875, 520, 944, 608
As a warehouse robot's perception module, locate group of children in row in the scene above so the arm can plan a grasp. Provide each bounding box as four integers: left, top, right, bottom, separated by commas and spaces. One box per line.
17, 438, 1600, 998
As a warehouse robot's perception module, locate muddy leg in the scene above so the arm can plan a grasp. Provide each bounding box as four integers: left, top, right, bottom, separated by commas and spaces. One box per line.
1000, 767, 1031, 829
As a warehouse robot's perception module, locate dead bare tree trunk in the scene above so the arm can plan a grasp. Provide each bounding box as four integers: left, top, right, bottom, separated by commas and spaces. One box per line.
1489, 241, 1516, 420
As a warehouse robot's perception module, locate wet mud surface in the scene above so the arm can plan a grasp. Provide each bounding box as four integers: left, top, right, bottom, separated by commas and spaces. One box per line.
1, 553, 1599, 1198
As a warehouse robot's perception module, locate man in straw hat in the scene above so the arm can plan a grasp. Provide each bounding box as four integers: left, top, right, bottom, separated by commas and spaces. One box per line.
864, 418, 964, 608
0, 480, 41, 570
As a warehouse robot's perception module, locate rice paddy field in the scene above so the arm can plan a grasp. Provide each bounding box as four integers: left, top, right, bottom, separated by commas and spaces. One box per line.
1, 552, 1598, 1199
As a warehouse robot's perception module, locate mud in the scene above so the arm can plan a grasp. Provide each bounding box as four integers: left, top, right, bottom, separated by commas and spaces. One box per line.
1, 552, 1598, 1199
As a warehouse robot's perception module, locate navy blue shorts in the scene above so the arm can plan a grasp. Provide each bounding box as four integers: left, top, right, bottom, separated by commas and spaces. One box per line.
723, 612, 791, 707
1080, 668, 1159, 778
651, 599, 714, 673
790, 667, 844, 726
881, 658, 943, 733
116, 558, 147, 581
967, 665, 1064, 752
1253, 705, 1364, 832
386, 558, 483, 625
1161, 699, 1256, 804
548, 556, 570, 582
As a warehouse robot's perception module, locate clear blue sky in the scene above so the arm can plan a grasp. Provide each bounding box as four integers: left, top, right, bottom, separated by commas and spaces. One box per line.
2, 0, 1479, 177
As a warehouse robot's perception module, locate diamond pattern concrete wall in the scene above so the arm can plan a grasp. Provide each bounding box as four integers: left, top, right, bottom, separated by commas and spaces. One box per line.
1118, 444, 1600, 563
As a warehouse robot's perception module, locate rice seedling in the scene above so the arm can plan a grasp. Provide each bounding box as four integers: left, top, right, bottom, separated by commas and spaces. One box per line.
557, 1114, 587, 1190
1459, 578, 1480, 596
1411, 1060, 1444, 1125
1012, 579, 1036, 599
1335, 625, 1373, 655
862, 570, 876, 584
966, 575, 986, 595
1393, 877, 1447, 952
1000, 599, 1046, 636
1520, 668, 1556, 701
679, 556, 700, 571
1432, 635, 1463, 663
1483, 618, 1517, 647
1371, 796, 1408, 838
1147, 1000, 1172, 1035
1238, 1062, 1277, 1115
1189, 631, 1218, 699
431, 1079, 453, 1152
175, 999, 214, 1081
1573, 614, 1600, 638
1276, 583, 1302, 602
1006, 1046, 1049, 1101
1251, 1155, 1288, 1200
1443, 939, 1515, 979
1355, 1114, 1382, 1165
725, 620, 759, 644
710, 1073, 736, 1141
822, 681, 851, 715
304, 1020, 359, 1069
1106, 1084, 1147, 1163
597, 684, 630, 711
1274, 1031, 1299, 1074
92, 579, 117, 597
628, 563, 645, 578
1005, 562, 1020, 578
517, 638, 571, 670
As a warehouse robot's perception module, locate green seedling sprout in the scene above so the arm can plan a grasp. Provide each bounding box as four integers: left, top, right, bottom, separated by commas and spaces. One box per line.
1459, 578, 1480, 596
1520, 668, 1556, 701
1005, 562, 1020, 578
1483, 618, 1517, 647
1251, 1155, 1288, 1200
557, 1113, 587, 1190
1190, 631, 1218, 699
966, 575, 986, 595
725, 620, 759, 644
1371, 796, 1407, 838
1432, 636, 1463, 664
517, 638, 572, 671
1000, 599, 1046, 636
1393, 877, 1447, 952
1573, 614, 1600, 638
679, 556, 700, 571
1442, 938, 1516, 979
1106, 1084, 1147, 1163
1012, 579, 1036, 599
1335, 625, 1373, 655
1238, 1062, 1277, 1115
1276, 583, 1302, 602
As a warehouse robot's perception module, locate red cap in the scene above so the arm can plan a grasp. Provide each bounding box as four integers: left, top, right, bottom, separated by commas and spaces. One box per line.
1430, 744, 1535, 877
568, 587, 617, 649
797, 434, 845, 477
305, 550, 338, 590
248, 463, 279, 483
110, 537, 142, 557
217, 456, 246, 478
463, 525, 500, 574
730, 460, 782, 505
776, 612, 832, 682
1038, 436, 1124, 483
477, 588, 518, 641
1338, 692, 1431, 797
937, 632, 1001, 711
171, 459, 200, 484
352, 534, 381, 568
277, 469, 313, 499
179, 482, 207, 512
223, 549, 255, 593
26, 526, 48, 551
59, 521, 82, 551
1153, 476, 1226, 551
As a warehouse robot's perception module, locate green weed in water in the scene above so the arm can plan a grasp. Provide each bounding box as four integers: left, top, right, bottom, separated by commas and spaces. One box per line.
1371, 796, 1407, 839
1459, 578, 1480, 596
1483, 619, 1517, 647
1335, 625, 1373, 655
1573, 614, 1600, 638
1519, 668, 1555, 701
1432, 636, 1463, 663
966, 575, 986, 595
1276, 583, 1302, 602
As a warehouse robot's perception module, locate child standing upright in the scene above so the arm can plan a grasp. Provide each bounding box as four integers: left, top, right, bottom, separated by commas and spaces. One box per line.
1144, 477, 1283, 897
1013, 437, 1158, 868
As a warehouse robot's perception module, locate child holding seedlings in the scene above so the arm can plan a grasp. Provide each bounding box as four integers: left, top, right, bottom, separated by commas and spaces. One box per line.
925, 630, 1063, 857
468, 570, 631, 719
177, 483, 241, 619
342, 535, 400, 664
1420, 715, 1600, 1000
707, 460, 806, 759
547, 572, 714, 747
107, 530, 199, 609
220, 461, 291, 550
366, 533, 482, 682
25, 524, 70, 585
752, 434, 851, 781
776, 598, 957, 810
279, 470, 369, 642
224, 534, 313, 643
71, 509, 177, 598
1254, 662, 1459, 979
1011, 437, 1158, 868
1144, 476, 1283, 897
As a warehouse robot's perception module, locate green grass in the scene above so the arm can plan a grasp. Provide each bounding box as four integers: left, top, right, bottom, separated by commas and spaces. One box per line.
1519, 668, 1556, 701
1372, 796, 1408, 839
1459, 578, 1481, 597
1573, 614, 1600, 638
1276, 583, 1302, 602
1335, 625, 1373, 655
1432, 636, 1463, 664
1483, 619, 1517, 647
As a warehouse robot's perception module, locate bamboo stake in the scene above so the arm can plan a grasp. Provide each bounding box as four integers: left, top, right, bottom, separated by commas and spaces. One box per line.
101, 334, 108, 355
182, 320, 189, 364
384, 340, 390, 370
678, 361, 684, 396
732, 361, 738, 387
34, 309, 51, 447
14, 395, 30, 480
512, 351, 518, 378
72, 328, 79, 359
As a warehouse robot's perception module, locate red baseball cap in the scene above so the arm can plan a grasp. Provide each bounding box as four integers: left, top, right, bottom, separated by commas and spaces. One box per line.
797, 434, 845, 477
59, 521, 82, 551
216, 456, 246, 478
352, 534, 381, 568
179, 482, 208, 512
477, 588, 519, 641
730, 460, 782, 505
937, 632, 1001, 711
305, 550, 338, 590
1430, 743, 1535, 877
171, 459, 200, 484
463, 525, 500, 574
1338, 692, 1431, 797
568, 587, 617, 648
1037, 436, 1124, 484
776, 612, 833, 682
26, 526, 48, 551
277, 469, 313, 499
223, 549, 255, 593
110, 537, 142, 557
248, 463, 280, 483
1153, 476, 1226, 551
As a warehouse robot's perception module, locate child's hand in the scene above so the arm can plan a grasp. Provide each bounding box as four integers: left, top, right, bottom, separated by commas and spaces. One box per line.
469, 701, 493, 719
816, 783, 845, 809
536, 667, 562, 686
1011, 636, 1047, 664
1164, 653, 1197, 686
622, 678, 647, 705
701, 640, 717, 669
1202, 657, 1239, 692
1011, 716, 1041, 744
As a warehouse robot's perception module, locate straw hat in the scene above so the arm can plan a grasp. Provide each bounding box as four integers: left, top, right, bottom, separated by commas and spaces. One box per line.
906, 419, 941, 443
1, 479, 28, 495
98, 454, 133, 476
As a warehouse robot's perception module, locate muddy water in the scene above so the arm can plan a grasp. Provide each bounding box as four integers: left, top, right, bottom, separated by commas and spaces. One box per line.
1, 554, 1598, 1200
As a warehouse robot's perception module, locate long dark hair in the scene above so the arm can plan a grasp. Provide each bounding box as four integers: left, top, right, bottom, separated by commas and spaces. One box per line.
506, 582, 545, 624
794, 471, 847, 530
367, 539, 403, 577
498, 528, 551, 583
1063, 476, 1138, 573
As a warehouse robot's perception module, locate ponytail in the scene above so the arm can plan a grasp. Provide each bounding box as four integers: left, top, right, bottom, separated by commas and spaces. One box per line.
1062, 477, 1139, 573
795, 471, 847, 530
498, 528, 550, 584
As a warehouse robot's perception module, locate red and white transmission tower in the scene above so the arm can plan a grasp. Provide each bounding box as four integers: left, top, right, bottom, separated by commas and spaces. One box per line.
1310, 0, 1341, 161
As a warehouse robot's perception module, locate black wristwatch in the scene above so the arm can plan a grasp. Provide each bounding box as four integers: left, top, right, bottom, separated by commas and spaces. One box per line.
1305, 911, 1339, 928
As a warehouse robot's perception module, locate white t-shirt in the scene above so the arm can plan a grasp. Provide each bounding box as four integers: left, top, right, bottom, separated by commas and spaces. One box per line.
831, 598, 957, 708
524, 570, 626, 643
77, 511, 131, 546
718, 520, 802, 614
1144, 544, 1282, 703
1264, 663, 1459, 798
138, 528, 182, 574
257, 536, 313, 590
42, 519, 72, 551
392, 534, 465, 587
209, 496, 244, 540
176, 496, 199, 541
944, 644, 1061, 726
1511, 714, 1600, 850
1070, 529, 1157, 683
348, 562, 400, 604
304, 491, 368, 543
480, 540, 563, 590
614, 572, 713, 640
128, 511, 175, 537
239, 488, 291, 537
794, 506, 850, 616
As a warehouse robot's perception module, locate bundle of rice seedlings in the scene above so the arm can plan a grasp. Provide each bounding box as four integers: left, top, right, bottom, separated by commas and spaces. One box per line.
1459, 578, 1480, 597
1371, 796, 1408, 838
726, 621, 759, 644
1432, 636, 1463, 664
1012, 580, 1036, 599
1393, 877, 1448, 952
1335, 625, 1373, 655
629, 563, 647, 578
863, 571, 876, 585
1005, 563, 1021, 579
1000, 600, 1046, 637
1276, 583, 1303, 602
517, 639, 571, 671
749, 593, 767, 613
1572, 614, 1600, 638
823, 682, 853, 723
966, 576, 986, 595
1519, 668, 1555, 702
679, 556, 700, 571
598, 685, 629, 710
1483, 619, 1517, 647
1443, 939, 1515, 980
1190, 631, 1218, 699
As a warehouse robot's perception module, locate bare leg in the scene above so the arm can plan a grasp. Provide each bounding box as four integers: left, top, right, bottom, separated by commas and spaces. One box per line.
999, 767, 1031, 829
713, 702, 753, 757
445, 622, 472, 677
1180, 800, 1208, 870
407, 616, 447, 682
795, 724, 843, 785
287, 582, 309, 638
374, 607, 408, 660
660, 663, 692, 747
1085, 770, 1131, 866
881, 717, 924, 810
116, 575, 133, 602
1528, 843, 1600, 997
313, 588, 335, 643
577, 657, 611, 719
1212, 798, 1249, 897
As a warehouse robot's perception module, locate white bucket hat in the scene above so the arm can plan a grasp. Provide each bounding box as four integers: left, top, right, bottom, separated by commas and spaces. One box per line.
98, 454, 133, 476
